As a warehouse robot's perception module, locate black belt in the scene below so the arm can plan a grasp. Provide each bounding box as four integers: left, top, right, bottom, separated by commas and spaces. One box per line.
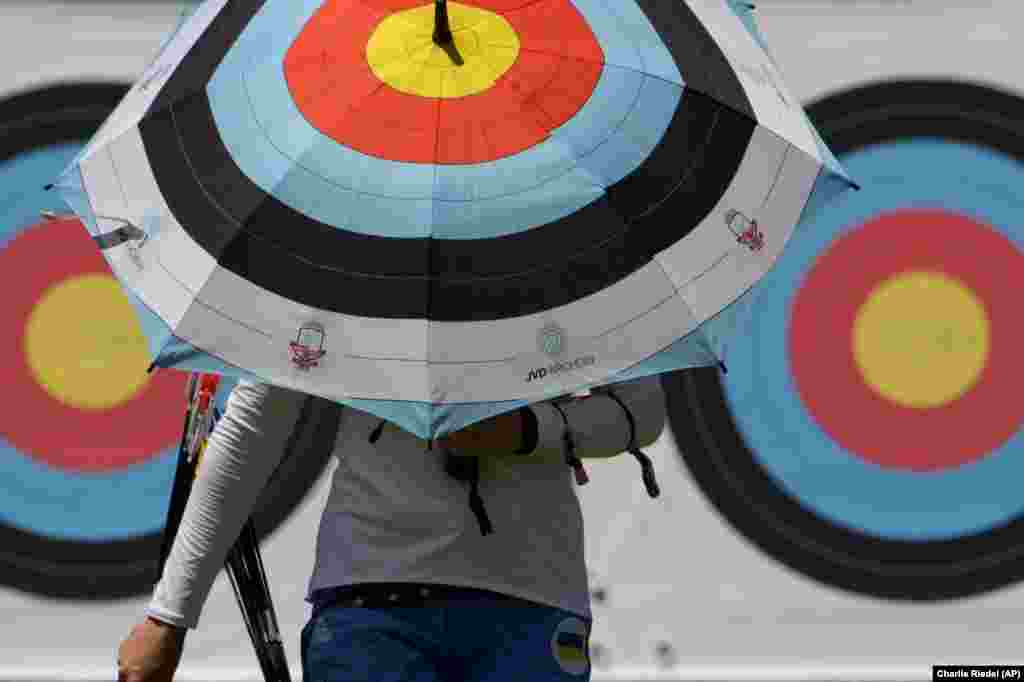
312, 583, 533, 615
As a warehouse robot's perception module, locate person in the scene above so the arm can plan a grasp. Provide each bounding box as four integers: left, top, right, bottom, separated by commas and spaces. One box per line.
118, 373, 667, 682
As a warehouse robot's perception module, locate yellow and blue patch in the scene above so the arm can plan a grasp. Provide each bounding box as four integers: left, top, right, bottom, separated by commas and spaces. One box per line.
550, 616, 590, 675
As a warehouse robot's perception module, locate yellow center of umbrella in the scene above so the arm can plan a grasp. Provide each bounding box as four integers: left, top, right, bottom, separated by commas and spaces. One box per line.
366, 2, 520, 99
24, 273, 152, 410
852, 270, 990, 409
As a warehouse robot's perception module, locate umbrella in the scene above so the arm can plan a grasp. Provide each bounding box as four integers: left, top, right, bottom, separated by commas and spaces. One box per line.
46, 0, 856, 442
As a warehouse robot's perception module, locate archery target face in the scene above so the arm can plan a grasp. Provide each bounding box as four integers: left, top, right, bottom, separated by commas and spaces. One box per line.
664, 80, 1024, 600
0, 84, 331, 600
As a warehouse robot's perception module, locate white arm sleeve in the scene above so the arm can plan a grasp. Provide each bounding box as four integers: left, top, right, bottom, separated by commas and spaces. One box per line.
528, 374, 667, 460
145, 380, 307, 629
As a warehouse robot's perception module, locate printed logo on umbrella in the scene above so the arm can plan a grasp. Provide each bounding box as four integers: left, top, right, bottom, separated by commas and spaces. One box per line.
539, 323, 567, 358
725, 209, 765, 251
290, 323, 327, 371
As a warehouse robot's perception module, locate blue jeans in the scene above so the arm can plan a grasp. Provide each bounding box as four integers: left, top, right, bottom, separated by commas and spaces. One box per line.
300, 587, 592, 682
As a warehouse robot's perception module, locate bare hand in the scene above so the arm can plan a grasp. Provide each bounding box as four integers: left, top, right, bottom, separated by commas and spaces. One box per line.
118, 617, 186, 682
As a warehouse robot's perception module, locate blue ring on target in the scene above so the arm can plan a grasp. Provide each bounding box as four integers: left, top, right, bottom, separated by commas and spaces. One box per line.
0, 83, 330, 600
0, 141, 189, 540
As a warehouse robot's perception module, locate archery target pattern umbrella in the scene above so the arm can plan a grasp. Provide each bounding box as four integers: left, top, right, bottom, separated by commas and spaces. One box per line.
0, 82, 333, 600
664, 80, 1024, 600
51, 0, 853, 440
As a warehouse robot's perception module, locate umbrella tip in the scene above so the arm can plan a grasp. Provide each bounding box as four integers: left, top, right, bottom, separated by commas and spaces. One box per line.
43, 183, 54, 191
850, 180, 863, 191
147, 361, 158, 374
433, 0, 453, 45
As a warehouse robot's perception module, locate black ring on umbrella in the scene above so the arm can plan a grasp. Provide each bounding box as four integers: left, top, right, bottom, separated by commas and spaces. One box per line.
137, 0, 758, 320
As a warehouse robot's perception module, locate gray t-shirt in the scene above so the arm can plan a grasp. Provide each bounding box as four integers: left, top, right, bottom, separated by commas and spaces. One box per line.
147, 375, 666, 628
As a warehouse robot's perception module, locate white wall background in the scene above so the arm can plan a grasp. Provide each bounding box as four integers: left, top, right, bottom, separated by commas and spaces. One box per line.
1, 2, 1023, 681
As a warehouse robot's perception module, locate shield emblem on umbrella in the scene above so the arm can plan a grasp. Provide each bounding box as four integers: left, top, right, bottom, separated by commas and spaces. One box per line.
48, 0, 855, 440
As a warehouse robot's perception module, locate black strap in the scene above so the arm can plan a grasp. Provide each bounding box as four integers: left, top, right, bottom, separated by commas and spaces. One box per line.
514, 406, 539, 455
91, 222, 146, 250
370, 417, 489, 533
368, 418, 387, 443
550, 402, 589, 486
467, 473, 492, 535
444, 451, 493, 536
601, 390, 660, 498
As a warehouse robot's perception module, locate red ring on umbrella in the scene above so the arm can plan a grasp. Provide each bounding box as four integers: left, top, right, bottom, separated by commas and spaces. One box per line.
284, 0, 604, 164
788, 208, 1024, 472
0, 218, 187, 473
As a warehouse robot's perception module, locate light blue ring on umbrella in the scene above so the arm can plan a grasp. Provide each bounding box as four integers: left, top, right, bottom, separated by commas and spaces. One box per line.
721, 139, 1024, 541
204, 0, 684, 239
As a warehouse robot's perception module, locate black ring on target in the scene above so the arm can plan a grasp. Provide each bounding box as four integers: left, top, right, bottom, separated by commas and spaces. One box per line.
664, 79, 1024, 601
0, 83, 335, 600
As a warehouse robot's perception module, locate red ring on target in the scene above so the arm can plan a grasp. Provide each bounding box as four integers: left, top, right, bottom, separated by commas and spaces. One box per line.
0, 217, 186, 472
788, 208, 1024, 471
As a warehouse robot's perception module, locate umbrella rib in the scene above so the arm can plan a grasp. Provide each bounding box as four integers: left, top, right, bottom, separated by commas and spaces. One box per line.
365, 37, 434, 77
346, 352, 517, 365
239, 51, 620, 207
513, 46, 682, 90
167, 80, 650, 288
427, 93, 441, 385
116, 257, 268, 376
759, 142, 791, 209
347, 286, 673, 366
104, 144, 134, 229
156, 258, 274, 342
87, 78, 211, 170
161, 90, 386, 296
166, 91, 245, 233
241, 70, 422, 202
348, 290, 676, 364
645, 255, 721, 363
509, 46, 843, 182
102, 109, 281, 363
594, 290, 679, 340
682, 80, 839, 178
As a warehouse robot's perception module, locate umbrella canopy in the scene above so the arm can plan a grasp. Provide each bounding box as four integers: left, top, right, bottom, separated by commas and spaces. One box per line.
50, 0, 855, 440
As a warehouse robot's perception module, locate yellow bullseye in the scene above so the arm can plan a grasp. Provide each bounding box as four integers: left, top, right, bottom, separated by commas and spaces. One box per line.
366, 2, 520, 99
852, 270, 990, 409
24, 273, 152, 410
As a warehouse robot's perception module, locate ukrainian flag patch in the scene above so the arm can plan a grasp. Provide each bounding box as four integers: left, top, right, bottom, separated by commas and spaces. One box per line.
550, 616, 590, 675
